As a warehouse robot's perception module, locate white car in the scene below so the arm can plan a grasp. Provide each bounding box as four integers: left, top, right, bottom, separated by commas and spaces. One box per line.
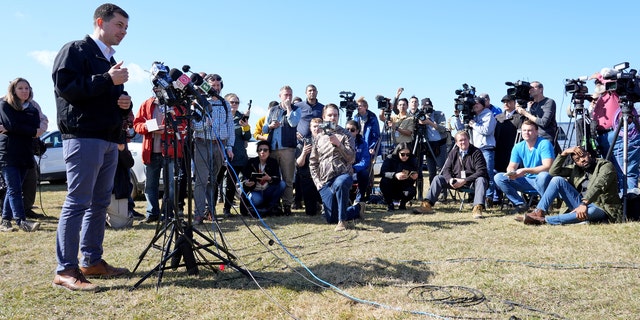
37, 131, 146, 201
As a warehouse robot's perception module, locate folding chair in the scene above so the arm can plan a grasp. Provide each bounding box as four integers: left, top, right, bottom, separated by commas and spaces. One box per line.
456, 187, 475, 212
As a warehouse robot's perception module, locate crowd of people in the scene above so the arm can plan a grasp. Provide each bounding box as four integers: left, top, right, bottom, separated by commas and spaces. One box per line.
0, 3, 637, 293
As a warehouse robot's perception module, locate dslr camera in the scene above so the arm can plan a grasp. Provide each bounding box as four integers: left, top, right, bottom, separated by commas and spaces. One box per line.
454, 83, 476, 124
318, 121, 337, 135
604, 62, 640, 103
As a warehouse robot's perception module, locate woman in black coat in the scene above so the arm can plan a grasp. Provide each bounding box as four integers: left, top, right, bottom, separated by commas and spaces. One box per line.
0, 78, 41, 232
379, 142, 419, 211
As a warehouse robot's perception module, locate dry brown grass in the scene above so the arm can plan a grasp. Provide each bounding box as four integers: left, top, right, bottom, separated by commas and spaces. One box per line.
1, 183, 639, 319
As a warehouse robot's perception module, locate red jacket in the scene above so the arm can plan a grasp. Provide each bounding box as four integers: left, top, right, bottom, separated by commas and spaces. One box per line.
133, 97, 187, 164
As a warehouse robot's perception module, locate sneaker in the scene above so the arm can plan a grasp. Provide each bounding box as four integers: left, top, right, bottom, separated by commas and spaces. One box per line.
334, 221, 346, 231
472, 204, 484, 219
18, 219, 40, 232
398, 201, 407, 210
130, 209, 145, 220
291, 202, 303, 210
283, 206, 292, 216
0, 219, 14, 232
412, 201, 434, 214
387, 204, 395, 212
223, 209, 231, 218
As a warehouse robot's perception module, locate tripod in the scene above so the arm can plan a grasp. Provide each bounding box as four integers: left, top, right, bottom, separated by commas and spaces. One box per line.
131, 102, 249, 290
605, 100, 639, 222
412, 124, 437, 200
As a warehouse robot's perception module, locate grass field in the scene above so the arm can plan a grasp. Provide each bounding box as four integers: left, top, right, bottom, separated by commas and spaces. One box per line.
1, 183, 639, 319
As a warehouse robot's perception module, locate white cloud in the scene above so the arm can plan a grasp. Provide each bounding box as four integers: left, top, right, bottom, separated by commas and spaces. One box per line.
28, 50, 57, 69
126, 63, 149, 84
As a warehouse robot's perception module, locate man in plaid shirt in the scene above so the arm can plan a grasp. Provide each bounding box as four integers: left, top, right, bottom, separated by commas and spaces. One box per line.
192, 73, 234, 224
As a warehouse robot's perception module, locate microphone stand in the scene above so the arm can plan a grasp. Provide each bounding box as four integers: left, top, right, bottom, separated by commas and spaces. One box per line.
131, 101, 249, 291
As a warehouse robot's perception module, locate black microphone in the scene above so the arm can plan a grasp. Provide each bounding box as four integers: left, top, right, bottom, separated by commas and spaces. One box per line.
168, 68, 210, 108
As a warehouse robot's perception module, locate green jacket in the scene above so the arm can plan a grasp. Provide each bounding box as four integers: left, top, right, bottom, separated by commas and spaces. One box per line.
549, 154, 621, 222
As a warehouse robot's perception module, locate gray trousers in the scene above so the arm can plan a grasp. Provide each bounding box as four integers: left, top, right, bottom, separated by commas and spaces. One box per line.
426, 175, 487, 206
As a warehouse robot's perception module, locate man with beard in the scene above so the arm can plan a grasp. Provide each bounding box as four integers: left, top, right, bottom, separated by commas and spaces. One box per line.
521, 146, 621, 225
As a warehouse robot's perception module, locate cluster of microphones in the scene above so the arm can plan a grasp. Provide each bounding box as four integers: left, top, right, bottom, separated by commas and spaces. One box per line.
150, 62, 222, 113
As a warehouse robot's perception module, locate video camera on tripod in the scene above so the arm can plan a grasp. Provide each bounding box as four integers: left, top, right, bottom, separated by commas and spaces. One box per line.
603, 62, 640, 103
454, 83, 476, 125
339, 91, 357, 120
505, 80, 533, 105
565, 77, 594, 115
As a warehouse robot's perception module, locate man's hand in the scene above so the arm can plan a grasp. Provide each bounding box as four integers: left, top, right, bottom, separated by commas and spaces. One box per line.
269, 120, 281, 130
561, 146, 584, 157
574, 203, 588, 221
396, 87, 404, 99
282, 98, 292, 112
244, 180, 255, 187
328, 134, 342, 147
108, 61, 129, 85
226, 149, 234, 161
117, 94, 131, 110
450, 179, 466, 189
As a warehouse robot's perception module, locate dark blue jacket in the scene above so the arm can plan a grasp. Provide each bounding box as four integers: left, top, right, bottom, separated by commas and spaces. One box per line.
53, 35, 131, 142
353, 110, 380, 151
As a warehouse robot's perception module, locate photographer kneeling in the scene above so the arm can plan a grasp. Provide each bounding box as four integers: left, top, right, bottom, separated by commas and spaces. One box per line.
413, 130, 488, 219
309, 104, 365, 231
379, 143, 419, 212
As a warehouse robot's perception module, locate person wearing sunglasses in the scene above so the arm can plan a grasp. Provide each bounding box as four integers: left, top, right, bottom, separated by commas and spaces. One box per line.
309, 104, 365, 231
379, 143, 419, 212
240, 141, 286, 217
345, 120, 370, 204
217, 93, 252, 218
414, 130, 489, 218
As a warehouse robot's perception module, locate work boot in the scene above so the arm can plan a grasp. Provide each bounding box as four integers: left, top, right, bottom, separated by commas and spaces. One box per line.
412, 201, 434, 214
472, 204, 484, 219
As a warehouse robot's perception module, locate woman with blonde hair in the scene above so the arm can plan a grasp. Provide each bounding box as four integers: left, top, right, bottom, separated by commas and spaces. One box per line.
0, 78, 41, 232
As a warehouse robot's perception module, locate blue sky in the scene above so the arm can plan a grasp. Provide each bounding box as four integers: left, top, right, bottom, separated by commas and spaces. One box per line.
2, 0, 639, 128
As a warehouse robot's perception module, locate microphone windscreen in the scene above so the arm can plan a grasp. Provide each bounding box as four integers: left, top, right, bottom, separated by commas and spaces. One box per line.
190, 73, 204, 86
169, 68, 183, 81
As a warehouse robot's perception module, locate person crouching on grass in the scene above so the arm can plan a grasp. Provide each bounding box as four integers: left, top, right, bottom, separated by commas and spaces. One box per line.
309, 104, 365, 231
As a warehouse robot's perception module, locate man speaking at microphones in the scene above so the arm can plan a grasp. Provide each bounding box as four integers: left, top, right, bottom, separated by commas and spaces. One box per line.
52, 3, 132, 292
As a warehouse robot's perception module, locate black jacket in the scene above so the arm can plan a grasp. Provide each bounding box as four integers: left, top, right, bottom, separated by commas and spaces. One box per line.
441, 144, 488, 185
0, 101, 39, 168
53, 35, 131, 142
380, 153, 419, 188
113, 146, 134, 199
241, 157, 282, 192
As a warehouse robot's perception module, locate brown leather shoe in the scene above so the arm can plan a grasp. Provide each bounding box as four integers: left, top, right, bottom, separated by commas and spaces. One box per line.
80, 259, 130, 278
523, 213, 546, 225
53, 268, 99, 292
529, 208, 546, 218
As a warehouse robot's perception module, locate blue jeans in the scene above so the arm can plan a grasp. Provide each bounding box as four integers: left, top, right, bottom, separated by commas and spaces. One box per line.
56, 138, 118, 272
1, 166, 27, 222
494, 171, 551, 206
597, 130, 640, 191
481, 148, 496, 199
354, 170, 369, 203
538, 176, 608, 225
248, 180, 286, 209
319, 174, 361, 224
144, 153, 175, 219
